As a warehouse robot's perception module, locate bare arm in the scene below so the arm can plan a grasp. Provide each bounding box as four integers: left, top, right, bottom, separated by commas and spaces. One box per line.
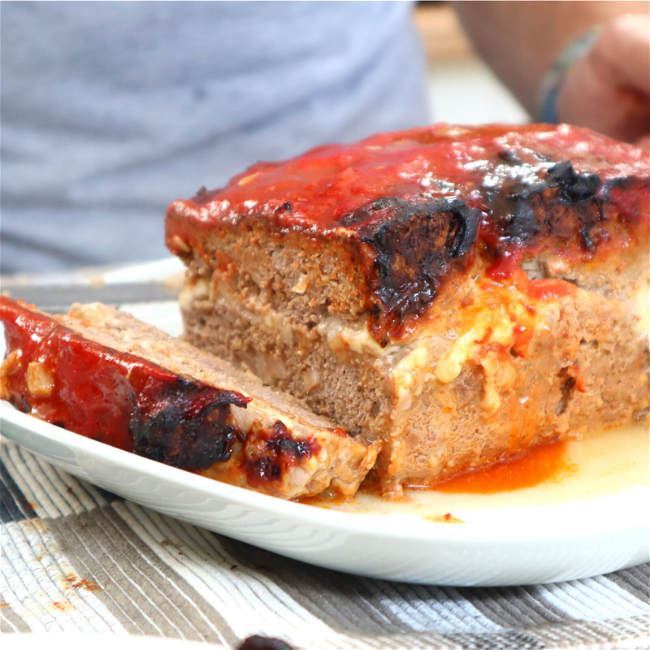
453, 1, 649, 144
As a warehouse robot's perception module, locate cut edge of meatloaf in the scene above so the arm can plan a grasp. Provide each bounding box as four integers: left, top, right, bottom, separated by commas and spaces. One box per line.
0, 298, 378, 500
177, 253, 649, 497
165, 124, 649, 498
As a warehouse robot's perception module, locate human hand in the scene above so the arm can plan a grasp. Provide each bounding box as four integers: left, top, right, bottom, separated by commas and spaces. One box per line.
557, 14, 649, 148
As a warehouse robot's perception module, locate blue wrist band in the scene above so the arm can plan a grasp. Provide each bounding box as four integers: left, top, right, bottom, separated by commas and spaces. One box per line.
538, 27, 602, 124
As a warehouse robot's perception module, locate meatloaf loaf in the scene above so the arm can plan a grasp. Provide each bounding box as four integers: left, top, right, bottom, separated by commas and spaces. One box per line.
166, 123, 649, 498
0, 298, 377, 499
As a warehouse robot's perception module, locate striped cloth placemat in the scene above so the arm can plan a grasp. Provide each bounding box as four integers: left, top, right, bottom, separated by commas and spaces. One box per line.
1, 436, 648, 650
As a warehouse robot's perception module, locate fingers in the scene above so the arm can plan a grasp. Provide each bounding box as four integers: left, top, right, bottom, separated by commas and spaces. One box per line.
592, 14, 649, 94
557, 13, 649, 145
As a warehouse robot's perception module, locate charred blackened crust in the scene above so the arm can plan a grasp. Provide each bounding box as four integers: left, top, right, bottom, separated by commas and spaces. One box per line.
130, 375, 249, 470
242, 420, 320, 488
340, 161, 646, 338
484, 161, 605, 251
500, 161, 648, 260
547, 160, 601, 203
343, 197, 480, 340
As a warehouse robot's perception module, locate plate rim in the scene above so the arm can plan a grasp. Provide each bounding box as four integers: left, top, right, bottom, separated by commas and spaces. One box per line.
2, 401, 648, 547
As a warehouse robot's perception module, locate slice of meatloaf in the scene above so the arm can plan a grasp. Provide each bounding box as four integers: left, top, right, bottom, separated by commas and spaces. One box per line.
166, 123, 649, 498
0, 298, 377, 499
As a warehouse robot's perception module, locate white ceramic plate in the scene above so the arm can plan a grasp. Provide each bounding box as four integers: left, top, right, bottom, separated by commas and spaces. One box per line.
1, 287, 648, 586
1, 399, 648, 587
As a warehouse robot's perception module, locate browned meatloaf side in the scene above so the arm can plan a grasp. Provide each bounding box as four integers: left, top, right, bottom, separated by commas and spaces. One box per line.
165, 123, 650, 498
0, 298, 377, 499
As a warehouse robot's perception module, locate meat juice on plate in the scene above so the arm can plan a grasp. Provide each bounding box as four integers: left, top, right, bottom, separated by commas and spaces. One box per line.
324, 423, 649, 518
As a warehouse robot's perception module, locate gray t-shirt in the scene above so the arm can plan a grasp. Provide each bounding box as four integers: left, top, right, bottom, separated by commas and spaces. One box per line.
1, 1, 428, 273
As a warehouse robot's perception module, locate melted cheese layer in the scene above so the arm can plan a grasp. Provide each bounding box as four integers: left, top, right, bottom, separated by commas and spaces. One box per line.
319, 278, 577, 413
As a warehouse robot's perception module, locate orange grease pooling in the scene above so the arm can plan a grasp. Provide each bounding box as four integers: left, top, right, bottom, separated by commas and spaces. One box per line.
432, 440, 577, 494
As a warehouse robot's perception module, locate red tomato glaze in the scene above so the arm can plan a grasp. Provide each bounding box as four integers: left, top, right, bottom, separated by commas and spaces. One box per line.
169, 123, 648, 234
0, 298, 249, 460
